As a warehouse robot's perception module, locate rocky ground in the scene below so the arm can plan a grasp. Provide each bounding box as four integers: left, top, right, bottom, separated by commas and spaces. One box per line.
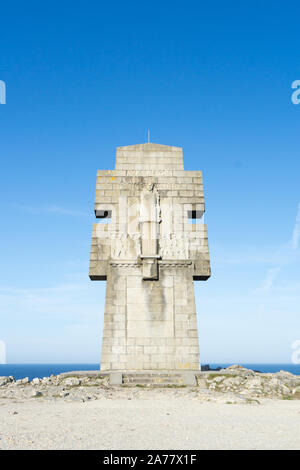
0, 365, 299, 404
202, 365, 300, 401
0, 366, 299, 449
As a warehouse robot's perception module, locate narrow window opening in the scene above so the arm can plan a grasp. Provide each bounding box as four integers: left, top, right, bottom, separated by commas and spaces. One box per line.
95, 209, 112, 223
188, 210, 203, 224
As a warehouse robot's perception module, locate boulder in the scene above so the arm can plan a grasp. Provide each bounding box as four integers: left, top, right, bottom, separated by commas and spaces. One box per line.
244, 377, 263, 389
276, 370, 294, 378
226, 365, 244, 370
0, 376, 14, 387
32, 377, 41, 385
279, 384, 291, 395
15, 377, 29, 386
222, 376, 244, 387
63, 377, 81, 387
212, 376, 225, 384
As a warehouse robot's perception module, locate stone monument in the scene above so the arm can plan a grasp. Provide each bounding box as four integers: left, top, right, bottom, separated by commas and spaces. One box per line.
89, 143, 210, 371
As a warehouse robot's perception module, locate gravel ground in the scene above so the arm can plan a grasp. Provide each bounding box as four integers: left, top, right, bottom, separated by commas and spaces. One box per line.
0, 395, 299, 450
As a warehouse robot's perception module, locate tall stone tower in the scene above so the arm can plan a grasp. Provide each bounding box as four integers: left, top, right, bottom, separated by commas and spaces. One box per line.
89, 143, 210, 371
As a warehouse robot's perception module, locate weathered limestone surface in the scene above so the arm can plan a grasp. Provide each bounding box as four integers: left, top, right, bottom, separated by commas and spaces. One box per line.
89, 143, 211, 371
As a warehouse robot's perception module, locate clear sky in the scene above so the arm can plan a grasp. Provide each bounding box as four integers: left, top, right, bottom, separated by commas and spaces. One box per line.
0, 0, 299, 364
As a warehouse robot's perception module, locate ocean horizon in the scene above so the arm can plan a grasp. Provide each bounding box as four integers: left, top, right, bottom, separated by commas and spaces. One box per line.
0, 363, 299, 380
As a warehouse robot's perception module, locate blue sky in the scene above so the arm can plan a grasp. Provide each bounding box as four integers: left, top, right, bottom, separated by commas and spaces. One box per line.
0, 0, 299, 364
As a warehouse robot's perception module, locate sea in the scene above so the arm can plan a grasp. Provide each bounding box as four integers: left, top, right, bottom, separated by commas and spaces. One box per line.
0, 363, 299, 380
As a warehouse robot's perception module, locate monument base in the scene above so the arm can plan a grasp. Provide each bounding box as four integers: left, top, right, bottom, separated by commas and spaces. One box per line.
60, 370, 204, 386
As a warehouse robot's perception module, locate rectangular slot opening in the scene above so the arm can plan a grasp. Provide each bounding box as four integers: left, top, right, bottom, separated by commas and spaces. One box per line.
95, 209, 112, 223
188, 210, 203, 224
